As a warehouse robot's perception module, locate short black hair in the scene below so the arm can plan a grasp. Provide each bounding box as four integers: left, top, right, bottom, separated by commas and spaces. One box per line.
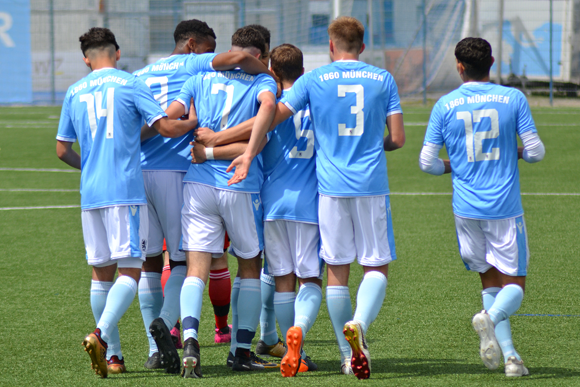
455, 37, 493, 80
231, 26, 266, 54
79, 27, 119, 57
246, 24, 270, 46
270, 44, 303, 83
174, 19, 216, 44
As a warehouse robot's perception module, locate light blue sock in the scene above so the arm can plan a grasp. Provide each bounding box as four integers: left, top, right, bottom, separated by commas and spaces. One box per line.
230, 277, 240, 356
91, 280, 122, 360
488, 284, 524, 326
259, 270, 279, 345
326, 286, 352, 362
294, 283, 322, 338
138, 272, 162, 356
180, 276, 205, 341
97, 276, 138, 344
237, 278, 261, 350
353, 271, 387, 334
274, 292, 295, 340
159, 265, 186, 329
482, 287, 521, 362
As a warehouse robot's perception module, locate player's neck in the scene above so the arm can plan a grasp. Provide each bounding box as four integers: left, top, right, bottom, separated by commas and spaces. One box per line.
462, 74, 491, 83
88, 58, 116, 71
171, 47, 188, 56
332, 52, 359, 62
281, 80, 295, 90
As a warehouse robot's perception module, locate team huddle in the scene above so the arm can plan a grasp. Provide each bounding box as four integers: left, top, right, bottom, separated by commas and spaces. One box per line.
56, 15, 544, 380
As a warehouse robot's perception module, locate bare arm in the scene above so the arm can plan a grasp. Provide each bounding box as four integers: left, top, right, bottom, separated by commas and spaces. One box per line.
226, 100, 292, 185
383, 113, 406, 151
141, 100, 195, 140
56, 141, 81, 170
212, 51, 275, 79
190, 137, 268, 164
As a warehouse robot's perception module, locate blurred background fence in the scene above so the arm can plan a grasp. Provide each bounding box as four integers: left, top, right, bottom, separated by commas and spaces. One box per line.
2, 0, 580, 104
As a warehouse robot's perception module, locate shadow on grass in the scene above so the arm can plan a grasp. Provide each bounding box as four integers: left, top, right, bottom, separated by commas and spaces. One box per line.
112, 359, 580, 381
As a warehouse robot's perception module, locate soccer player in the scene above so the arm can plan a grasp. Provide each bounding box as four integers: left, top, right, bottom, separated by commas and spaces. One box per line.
55, 27, 197, 378
419, 37, 545, 377
165, 26, 277, 377
134, 19, 272, 372
226, 17, 405, 379
245, 23, 287, 360
260, 44, 322, 377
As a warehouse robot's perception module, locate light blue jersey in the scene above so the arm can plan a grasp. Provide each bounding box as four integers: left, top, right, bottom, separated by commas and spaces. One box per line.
281, 60, 402, 197
262, 89, 318, 223
424, 82, 537, 220
176, 70, 277, 193
134, 53, 217, 171
56, 68, 167, 210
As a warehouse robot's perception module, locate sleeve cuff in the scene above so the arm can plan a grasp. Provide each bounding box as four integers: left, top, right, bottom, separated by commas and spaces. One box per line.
387, 109, 403, 117
176, 98, 189, 115
283, 101, 297, 114
56, 135, 76, 142
147, 113, 167, 127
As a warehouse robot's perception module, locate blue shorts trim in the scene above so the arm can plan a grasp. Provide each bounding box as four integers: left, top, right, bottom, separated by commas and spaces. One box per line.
515, 216, 527, 276
251, 193, 264, 252
385, 195, 397, 261
129, 205, 142, 258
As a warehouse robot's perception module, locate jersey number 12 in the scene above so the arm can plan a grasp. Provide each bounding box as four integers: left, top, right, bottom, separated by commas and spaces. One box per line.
456, 108, 500, 162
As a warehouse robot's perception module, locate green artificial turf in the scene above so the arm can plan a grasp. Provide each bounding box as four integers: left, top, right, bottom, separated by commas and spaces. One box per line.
0, 104, 579, 386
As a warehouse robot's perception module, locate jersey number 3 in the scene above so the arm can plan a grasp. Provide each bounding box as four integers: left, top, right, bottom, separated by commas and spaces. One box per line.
80, 88, 115, 140
338, 85, 364, 136
456, 109, 500, 162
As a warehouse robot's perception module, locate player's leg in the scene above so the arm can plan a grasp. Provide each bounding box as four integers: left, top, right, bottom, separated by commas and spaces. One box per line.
221, 191, 277, 371
479, 216, 529, 377
347, 195, 396, 380
257, 262, 284, 357
139, 255, 163, 367
180, 183, 227, 378
319, 195, 356, 374
82, 205, 147, 377
455, 216, 503, 370
209, 247, 232, 344
271, 220, 322, 377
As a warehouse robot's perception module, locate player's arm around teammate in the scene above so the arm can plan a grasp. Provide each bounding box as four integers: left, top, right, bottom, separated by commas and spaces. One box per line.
419, 37, 544, 377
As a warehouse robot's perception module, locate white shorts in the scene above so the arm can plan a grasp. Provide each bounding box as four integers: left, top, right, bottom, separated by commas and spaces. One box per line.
143, 171, 186, 261
319, 194, 396, 266
82, 205, 148, 267
455, 215, 529, 276
264, 220, 323, 279
181, 183, 263, 259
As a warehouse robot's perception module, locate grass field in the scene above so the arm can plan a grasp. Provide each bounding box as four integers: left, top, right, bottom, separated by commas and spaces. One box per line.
0, 103, 579, 386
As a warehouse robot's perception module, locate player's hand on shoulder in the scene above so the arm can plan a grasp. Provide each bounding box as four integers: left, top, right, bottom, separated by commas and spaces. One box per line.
194, 127, 217, 147
190, 141, 207, 164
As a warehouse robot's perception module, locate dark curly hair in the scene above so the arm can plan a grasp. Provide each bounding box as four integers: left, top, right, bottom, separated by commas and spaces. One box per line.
455, 38, 493, 80
173, 19, 216, 44
79, 27, 119, 57
231, 26, 266, 55
246, 24, 270, 46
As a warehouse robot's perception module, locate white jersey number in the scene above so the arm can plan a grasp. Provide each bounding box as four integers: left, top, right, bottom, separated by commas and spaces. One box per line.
457, 108, 500, 162
289, 109, 314, 159
80, 88, 115, 140
212, 83, 234, 130
145, 76, 169, 110
338, 84, 364, 136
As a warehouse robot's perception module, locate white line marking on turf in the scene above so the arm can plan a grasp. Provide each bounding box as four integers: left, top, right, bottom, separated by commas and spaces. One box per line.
0, 205, 80, 211
0, 167, 79, 173
390, 192, 580, 196
0, 188, 77, 192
